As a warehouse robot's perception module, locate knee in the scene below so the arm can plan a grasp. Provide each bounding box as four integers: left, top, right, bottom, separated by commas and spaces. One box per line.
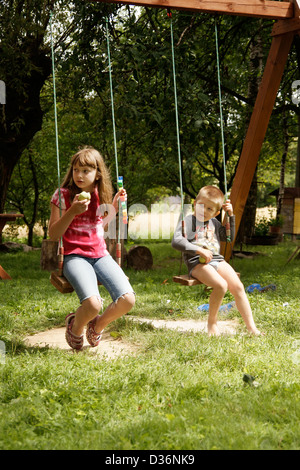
230, 279, 245, 297
83, 296, 102, 315
214, 279, 228, 295
122, 292, 136, 312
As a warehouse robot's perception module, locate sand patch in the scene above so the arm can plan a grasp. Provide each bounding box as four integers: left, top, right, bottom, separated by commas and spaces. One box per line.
129, 317, 239, 335
24, 316, 239, 358
24, 328, 139, 359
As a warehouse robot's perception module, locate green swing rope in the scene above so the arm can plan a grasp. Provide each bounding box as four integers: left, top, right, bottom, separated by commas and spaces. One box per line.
106, 18, 119, 184
105, 17, 123, 261
168, 11, 185, 236
215, 19, 227, 199
50, 11, 62, 218
168, 12, 231, 249
215, 19, 231, 243
50, 12, 123, 274
50, 11, 65, 276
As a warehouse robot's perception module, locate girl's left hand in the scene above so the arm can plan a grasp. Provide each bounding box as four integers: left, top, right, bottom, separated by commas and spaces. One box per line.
222, 199, 233, 217
113, 188, 127, 212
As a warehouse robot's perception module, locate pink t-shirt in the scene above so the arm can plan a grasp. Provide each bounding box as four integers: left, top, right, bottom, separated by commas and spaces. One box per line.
51, 187, 109, 258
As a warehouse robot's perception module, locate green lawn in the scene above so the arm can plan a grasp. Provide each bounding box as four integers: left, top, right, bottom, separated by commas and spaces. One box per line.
0, 240, 299, 450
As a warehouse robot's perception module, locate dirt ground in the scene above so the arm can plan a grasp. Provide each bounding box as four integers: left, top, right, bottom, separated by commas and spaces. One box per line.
24, 317, 239, 359
24, 327, 140, 359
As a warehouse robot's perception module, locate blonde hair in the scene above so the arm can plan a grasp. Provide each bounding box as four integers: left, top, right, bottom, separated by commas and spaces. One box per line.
195, 185, 224, 211
62, 147, 113, 204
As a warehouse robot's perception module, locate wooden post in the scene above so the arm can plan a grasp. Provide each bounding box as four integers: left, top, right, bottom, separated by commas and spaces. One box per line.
224, 29, 295, 260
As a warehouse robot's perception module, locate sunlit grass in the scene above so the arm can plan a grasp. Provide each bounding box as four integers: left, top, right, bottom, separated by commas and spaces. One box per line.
0, 240, 299, 449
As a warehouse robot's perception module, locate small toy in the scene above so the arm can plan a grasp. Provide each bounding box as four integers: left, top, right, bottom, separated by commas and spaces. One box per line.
245, 283, 276, 293
219, 301, 236, 313
197, 303, 209, 311
197, 301, 236, 313
117, 176, 127, 224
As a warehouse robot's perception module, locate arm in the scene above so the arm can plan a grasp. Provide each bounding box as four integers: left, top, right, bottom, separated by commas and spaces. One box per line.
48, 194, 90, 241
102, 188, 127, 228
172, 215, 208, 256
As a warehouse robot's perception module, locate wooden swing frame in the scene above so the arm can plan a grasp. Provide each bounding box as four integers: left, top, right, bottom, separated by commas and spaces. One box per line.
91, 0, 300, 285
91, 0, 300, 253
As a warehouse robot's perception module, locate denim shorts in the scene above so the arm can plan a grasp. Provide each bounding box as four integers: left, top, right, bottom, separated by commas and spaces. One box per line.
63, 254, 135, 304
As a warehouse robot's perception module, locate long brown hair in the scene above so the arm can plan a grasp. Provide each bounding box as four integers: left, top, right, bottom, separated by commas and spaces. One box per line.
62, 147, 113, 204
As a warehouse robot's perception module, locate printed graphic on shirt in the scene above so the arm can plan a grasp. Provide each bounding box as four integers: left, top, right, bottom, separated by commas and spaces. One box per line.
195, 222, 220, 255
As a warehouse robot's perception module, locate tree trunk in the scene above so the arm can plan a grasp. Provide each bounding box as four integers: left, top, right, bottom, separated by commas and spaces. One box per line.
293, 36, 300, 188
0, 39, 51, 213
27, 150, 39, 246
277, 109, 289, 217
0, 157, 16, 215
296, 115, 300, 188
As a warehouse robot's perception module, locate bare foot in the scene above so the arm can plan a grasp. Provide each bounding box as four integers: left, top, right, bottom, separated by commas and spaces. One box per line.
247, 327, 265, 336
207, 323, 220, 336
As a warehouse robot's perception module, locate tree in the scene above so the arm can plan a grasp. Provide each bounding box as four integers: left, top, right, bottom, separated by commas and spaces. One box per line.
0, 0, 56, 213
2, 3, 299, 237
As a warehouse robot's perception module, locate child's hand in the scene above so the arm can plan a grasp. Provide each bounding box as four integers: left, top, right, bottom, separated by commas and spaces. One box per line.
198, 248, 213, 264
72, 194, 91, 214
222, 199, 233, 216
113, 188, 127, 212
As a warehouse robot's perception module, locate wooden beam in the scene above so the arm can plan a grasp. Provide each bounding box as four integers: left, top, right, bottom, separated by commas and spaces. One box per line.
272, 17, 300, 35
225, 30, 294, 259
91, 0, 294, 19
294, 0, 300, 18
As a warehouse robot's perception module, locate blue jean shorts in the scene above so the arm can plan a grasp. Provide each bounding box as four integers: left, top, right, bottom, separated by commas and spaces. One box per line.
63, 254, 135, 304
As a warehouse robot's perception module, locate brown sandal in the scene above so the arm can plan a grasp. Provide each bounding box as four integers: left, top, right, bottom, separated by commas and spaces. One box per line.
65, 313, 84, 350
86, 317, 103, 347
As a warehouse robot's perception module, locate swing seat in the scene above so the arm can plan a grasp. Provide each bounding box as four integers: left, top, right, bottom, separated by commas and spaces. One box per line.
50, 271, 74, 294
172, 275, 202, 286
50, 271, 103, 294
173, 271, 240, 286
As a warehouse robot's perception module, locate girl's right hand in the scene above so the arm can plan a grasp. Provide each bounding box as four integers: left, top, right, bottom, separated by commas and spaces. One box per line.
71, 194, 90, 215
197, 248, 213, 264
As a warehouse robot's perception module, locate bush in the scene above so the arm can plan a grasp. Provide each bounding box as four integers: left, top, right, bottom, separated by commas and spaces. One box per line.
254, 217, 269, 236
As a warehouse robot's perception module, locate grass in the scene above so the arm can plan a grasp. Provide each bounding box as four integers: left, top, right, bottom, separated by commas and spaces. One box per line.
0, 239, 300, 450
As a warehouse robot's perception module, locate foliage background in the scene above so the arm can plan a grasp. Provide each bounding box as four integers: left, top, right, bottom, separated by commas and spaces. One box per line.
1, 1, 300, 243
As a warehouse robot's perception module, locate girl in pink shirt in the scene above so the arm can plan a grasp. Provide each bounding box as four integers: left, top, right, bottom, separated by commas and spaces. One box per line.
49, 147, 135, 350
